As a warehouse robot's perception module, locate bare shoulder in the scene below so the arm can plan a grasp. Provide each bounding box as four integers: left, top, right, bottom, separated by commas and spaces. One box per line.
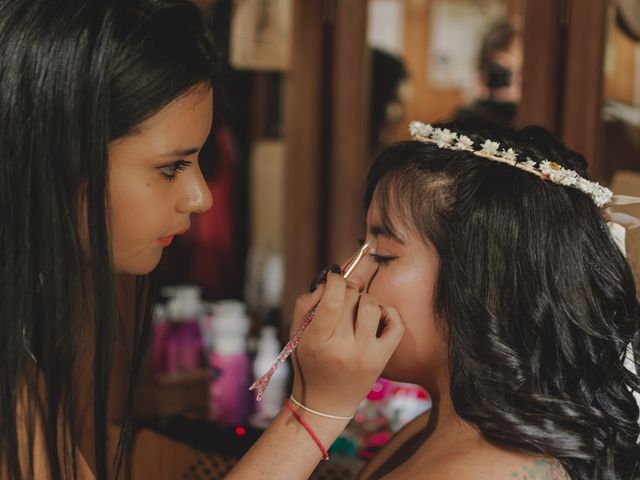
14, 376, 96, 479
421, 447, 570, 480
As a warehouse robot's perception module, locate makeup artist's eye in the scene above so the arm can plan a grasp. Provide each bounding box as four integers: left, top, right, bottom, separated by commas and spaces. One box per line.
158, 159, 192, 182
370, 253, 398, 267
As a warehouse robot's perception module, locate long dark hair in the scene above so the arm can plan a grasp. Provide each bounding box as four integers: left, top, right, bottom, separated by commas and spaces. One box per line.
0, 1, 217, 478
365, 120, 640, 479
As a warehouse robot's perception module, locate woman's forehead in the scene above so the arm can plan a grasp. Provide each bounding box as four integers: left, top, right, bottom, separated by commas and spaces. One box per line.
366, 196, 409, 245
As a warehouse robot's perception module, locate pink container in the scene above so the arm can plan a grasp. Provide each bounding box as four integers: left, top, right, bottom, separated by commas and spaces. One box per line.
208, 351, 251, 425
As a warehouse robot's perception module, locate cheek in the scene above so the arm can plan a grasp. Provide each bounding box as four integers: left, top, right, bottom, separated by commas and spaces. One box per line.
108, 173, 170, 274
373, 262, 435, 329
371, 264, 445, 381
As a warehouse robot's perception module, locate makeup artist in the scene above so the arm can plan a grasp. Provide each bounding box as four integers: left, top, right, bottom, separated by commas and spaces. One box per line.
0, 1, 404, 478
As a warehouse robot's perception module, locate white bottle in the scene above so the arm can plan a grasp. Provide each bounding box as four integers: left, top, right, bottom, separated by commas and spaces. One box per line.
385, 383, 432, 433
249, 325, 289, 429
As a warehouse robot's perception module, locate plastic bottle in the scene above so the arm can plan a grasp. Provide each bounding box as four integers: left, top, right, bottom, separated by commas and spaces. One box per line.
208, 300, 251, 425
199, 303, 216, 359
350, 378, 392, 458
164, 285, 204, 373
261, 253, 284, 311
249, 326, 289, 428
151, 304, 169, 374
385, 382, 432, 432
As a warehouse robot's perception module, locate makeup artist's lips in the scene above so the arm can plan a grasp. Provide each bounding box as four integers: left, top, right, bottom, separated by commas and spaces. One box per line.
157, 226, 190, 247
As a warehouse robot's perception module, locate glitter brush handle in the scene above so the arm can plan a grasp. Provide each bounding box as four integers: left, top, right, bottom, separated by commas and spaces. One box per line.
250, 303, 318, 401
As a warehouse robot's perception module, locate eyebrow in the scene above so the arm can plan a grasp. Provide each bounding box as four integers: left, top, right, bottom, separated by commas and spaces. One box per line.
160, 147, 200, 158
369, 223, 406, 245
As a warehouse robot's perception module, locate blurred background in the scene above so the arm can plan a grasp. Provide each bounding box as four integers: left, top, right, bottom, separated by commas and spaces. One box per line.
117, 1, 640, 478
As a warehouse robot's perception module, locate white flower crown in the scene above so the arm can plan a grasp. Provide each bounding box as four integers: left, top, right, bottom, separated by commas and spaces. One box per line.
409, 121, 613, 208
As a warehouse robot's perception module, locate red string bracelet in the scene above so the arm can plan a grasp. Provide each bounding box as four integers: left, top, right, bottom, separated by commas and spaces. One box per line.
284, 399, 329, 461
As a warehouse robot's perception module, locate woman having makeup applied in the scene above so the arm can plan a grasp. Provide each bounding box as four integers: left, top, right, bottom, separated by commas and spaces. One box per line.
344, 120, 640, 479
0, 1, 404, 478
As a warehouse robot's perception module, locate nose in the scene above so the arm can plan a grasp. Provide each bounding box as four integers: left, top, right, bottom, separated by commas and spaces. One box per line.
176, 165, 213, 214
345, 255, 378, 293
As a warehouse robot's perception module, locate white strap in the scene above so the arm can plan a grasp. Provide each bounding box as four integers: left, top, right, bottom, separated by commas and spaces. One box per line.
288, 395, 354, 421
607, 195, 640, 430
605, 194, 640, 256
610, 194, 640, 206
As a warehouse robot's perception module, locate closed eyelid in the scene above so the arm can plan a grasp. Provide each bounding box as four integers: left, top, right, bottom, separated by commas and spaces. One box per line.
369, 252, 398, 268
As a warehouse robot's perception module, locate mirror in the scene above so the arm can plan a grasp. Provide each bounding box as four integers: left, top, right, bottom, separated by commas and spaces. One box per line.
367, 0, 525, 151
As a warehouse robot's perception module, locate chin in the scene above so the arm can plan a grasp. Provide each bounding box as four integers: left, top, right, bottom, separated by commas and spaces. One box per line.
113, 250, 162, 275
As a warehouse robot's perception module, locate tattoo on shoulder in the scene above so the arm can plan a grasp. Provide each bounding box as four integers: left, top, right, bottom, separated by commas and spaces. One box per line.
510, 458, 570, 480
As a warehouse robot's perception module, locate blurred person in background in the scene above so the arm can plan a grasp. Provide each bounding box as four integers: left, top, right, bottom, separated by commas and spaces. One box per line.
456, 19, 523, 128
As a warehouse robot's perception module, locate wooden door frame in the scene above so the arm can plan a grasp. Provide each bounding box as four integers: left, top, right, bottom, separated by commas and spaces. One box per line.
518, 0, 608, 180
283, 0, 370, 323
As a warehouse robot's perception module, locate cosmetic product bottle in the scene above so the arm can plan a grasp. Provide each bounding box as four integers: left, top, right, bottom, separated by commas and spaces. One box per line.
208, 300, 251, 425
261, 253, 284, 312
353, 378, 392, 435
347, 378, 392, 459
151, 304, 169, 374
199, 303, 216, 360
249, 325, 289, 428
384, 382, 432, 432
164, 285, 204, 373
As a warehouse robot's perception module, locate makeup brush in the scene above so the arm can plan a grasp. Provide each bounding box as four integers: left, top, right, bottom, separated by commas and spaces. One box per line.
250, 242, 371, 400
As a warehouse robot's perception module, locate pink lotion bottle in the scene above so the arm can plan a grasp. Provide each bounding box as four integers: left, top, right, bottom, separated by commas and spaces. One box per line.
208, 301, 251, 425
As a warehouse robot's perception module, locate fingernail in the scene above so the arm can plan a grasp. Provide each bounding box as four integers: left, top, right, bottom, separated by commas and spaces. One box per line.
309, 264, 344, 292
329, 264, 342, 275
309, 266, 329, 293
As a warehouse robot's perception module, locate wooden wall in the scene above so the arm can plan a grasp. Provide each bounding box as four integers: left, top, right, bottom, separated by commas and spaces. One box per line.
518, 0, 610, 180
283, 0, 326, 322
283, 0, 370, 323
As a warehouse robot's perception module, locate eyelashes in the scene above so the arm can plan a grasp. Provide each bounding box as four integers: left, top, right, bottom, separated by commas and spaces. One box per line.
158, 159, 192, 182
370, 253, 398, 266
358, 238, 398, 266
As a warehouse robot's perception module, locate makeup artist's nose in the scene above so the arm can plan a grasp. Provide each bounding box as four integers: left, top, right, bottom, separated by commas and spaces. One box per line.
347, 256, 378, 293
176, 166, 213, 214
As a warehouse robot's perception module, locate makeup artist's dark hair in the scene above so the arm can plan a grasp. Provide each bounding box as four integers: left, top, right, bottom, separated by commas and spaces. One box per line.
365, 119, 640, 479
0, 1, 217, 478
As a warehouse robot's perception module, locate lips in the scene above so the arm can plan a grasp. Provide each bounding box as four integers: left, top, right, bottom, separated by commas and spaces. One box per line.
157, 235, 175, 247
158, 226, 190, 247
